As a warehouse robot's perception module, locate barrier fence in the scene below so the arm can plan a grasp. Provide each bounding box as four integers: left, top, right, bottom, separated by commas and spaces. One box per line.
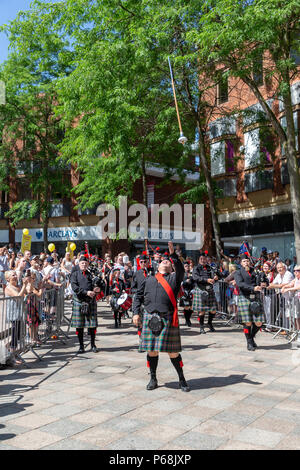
0, 285, 66, 366
1, 279, 299, 366
215, 280, 300, 342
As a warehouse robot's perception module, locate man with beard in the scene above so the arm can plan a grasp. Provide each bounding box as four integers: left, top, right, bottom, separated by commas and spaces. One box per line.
70, 256, 100, 353
133, 242, 190, 392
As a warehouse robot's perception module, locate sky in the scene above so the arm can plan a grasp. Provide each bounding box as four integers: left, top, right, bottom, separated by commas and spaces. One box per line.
0, 0, 61, 64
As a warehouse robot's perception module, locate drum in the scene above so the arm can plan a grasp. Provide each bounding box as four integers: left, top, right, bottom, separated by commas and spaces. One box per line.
117, 293, 128, 306
121, 296, 132, 311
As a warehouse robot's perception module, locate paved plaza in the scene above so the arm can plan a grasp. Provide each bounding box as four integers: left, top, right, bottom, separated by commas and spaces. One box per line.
1, 303, 300, 450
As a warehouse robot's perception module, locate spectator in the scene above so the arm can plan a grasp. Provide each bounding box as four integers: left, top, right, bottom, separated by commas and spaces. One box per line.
0, 246, 9, 295
282, 265, 300, 340
5, 270, 28, 364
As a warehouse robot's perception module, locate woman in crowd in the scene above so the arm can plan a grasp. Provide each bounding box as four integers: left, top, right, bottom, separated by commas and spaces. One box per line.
24, 270, 43, 345
282, 265, 300, 335
5, 270, 28, 364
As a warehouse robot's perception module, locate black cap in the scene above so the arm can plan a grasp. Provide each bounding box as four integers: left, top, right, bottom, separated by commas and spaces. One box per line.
79, 256, 88, 262
46, 257, 54, 264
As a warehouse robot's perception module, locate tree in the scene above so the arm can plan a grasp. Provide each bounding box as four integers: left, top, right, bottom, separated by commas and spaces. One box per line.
0, 1, 73, 251
52, 0, 227, 257
192, 0, 300, 260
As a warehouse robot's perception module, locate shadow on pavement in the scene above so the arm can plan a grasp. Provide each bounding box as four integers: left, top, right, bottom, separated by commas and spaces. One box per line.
164, 373, 262, 391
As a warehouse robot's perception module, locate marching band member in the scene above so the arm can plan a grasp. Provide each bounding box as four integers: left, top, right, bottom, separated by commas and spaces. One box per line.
234, 255, 264, 351
70, 256, 100, 354
192, 252, 219, 334
133, 242, 190, 392
110, 267, 126, 328
180, 262, 194, 327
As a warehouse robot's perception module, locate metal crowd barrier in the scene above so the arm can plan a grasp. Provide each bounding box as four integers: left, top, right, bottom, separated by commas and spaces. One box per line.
215, 279, 299, 342
0, 285, 66, 366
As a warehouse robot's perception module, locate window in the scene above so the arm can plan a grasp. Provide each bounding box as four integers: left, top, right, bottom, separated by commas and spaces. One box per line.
217, 75, 228, 104
210, 141, 226, 176
244, 128, 260, 169
225, 140, 235, 173
147, 183, 155, 209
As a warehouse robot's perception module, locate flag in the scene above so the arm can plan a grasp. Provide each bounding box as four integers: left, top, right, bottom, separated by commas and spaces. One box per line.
239, 241, 251, 257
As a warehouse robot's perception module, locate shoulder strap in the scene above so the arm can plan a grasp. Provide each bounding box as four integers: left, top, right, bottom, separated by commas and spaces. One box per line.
155, 273, 178, 327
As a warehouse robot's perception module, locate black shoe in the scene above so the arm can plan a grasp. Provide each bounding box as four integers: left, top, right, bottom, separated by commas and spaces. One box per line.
200, 327, 206, 334
252, 339, 257, 349
179, 379, 191, 392
91, 345, 98, 353
146, 377, 158, 390
207, 324, 215, 332
186, 320, 192, 327
247, 339, 255, 351
78, 346, 85, 354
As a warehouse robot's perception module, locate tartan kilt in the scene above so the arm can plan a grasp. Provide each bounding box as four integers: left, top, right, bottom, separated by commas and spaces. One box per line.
139, 311, 182, 353
192, 287, 217, 314
237, 295, 265, 323
71, 297, 98, 328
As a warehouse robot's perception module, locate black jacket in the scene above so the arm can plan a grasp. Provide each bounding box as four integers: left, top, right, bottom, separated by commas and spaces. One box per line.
234, 267, 259, 298
70, 265, 94, 302
133, 253, 184, 316
131, 267, 154, 293
192, 263, 219, 287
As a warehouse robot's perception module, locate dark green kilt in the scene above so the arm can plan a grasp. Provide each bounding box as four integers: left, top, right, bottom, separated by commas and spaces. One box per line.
237, 295, 265, 323
192, 286, 217, 314
71, 297, 98, 328
139, 311, 182, 353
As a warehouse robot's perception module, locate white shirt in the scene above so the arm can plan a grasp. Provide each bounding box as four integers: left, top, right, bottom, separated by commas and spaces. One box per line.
273, 270, 294, 298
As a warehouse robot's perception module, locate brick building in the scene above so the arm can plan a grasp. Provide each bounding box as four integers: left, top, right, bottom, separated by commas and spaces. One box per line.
206, 70, 300, 260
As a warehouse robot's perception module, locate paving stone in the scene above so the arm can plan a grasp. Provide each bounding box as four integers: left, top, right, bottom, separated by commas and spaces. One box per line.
38, 419, 93, 438
234, 427, 284, 448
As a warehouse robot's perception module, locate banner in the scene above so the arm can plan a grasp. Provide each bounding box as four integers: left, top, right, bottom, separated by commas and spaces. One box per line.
21, 234, 32, 253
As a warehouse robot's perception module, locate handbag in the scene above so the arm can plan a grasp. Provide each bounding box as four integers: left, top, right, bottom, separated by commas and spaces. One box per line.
148, 313, 164, 337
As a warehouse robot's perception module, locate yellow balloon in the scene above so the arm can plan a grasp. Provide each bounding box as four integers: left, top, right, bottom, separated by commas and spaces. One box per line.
48, 243, 55, 253
70, 243, 76, 252
23, 228, 29, 235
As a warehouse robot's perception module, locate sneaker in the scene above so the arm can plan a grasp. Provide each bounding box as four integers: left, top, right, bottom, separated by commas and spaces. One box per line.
78, 346, 85, 354
207, 324, 215, 332
199, 327, 206, 334
91, 346, 98, 353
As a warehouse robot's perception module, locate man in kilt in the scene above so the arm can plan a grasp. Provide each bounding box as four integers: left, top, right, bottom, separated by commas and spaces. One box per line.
192, 253, 220, 334
132, 241, 190, 392
70, 256, 100, 353
234, 255, 264, 351
131, 254, 154, 351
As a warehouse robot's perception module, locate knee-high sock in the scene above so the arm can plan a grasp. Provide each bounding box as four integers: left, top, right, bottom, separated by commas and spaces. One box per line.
243, 325, 252, 341
199, 315, 205, 326
170, 354, 185, 381
76, 328, 84, 347
147, 355, 158, 378
88, 328, 96, 347
251, 323, 260, 338
208, 313, 214, 325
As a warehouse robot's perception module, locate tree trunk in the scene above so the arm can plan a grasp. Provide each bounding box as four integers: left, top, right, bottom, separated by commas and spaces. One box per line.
197, 123, 223, 260
43, 217, 49, 253
282, 91, 300, 263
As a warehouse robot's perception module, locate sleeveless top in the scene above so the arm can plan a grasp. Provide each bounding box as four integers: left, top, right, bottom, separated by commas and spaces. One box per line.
6, 292, 23, 322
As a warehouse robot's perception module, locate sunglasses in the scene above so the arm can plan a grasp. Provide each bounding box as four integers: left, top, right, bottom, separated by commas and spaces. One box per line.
294, 270, 300, 272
